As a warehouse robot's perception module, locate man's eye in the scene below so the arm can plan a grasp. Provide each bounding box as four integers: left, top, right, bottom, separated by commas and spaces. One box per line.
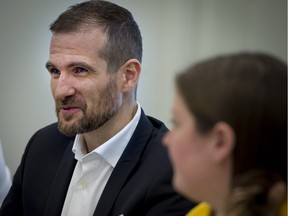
49, 68, 60, 76
75, 67, 88, 73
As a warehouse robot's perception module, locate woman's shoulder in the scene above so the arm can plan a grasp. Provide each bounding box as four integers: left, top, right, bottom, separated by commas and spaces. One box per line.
279, 200, 287, 216
186, 202, 212, 216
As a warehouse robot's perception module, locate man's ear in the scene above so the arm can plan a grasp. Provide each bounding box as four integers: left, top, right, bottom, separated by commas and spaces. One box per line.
120, 59, 141, 93
210, 122, 235, 163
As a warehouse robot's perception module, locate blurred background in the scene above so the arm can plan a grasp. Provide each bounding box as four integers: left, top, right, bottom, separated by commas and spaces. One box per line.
0, 0, 286, 175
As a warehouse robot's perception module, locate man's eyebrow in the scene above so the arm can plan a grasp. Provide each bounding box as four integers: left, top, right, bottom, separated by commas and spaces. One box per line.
45, 61, 54, 69
45, 61, 95, 71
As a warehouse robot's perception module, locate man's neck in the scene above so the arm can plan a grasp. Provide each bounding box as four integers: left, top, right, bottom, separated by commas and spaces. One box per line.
83, 102, 138, 153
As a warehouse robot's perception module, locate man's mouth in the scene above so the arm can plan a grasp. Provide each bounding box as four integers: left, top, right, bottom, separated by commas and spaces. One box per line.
60, 106, 81, 114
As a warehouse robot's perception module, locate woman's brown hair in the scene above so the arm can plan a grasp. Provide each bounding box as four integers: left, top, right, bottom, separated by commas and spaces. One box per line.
176, 52, 287, 214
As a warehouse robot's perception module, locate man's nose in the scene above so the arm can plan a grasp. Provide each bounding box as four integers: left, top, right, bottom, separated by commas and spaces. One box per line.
53, 73, 76, 100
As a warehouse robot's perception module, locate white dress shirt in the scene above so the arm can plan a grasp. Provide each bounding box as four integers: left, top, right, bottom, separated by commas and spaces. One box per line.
61, 103, 141, 216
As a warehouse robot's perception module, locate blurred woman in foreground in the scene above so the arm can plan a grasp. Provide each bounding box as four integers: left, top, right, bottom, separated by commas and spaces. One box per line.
163, 52, 287, 216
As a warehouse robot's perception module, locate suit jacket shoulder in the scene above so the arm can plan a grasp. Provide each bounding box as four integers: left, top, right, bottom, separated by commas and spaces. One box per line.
95, 110, 196, 215
0, 123, 76, 216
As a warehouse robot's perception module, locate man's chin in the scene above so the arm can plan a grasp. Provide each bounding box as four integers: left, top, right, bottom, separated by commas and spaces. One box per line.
57, 121, 79, 137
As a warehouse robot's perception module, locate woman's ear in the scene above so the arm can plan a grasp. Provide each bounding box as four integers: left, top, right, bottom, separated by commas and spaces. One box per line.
120, 59, 141, 93
210, 122, 235, 163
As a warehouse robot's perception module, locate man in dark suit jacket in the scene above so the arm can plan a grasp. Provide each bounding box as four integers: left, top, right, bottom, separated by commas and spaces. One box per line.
1, 111, 194, 215
0, 1, 195, 215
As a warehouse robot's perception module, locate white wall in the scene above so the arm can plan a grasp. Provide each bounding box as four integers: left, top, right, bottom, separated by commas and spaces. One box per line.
0, 0, 286, 175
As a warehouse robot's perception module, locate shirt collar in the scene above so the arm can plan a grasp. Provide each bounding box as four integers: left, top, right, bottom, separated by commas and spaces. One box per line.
72, 102, 141, 168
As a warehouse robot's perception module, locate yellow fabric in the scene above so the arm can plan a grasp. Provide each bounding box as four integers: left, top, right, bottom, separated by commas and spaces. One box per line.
185, 200, 286, 216
279, 201, 287, 216
185, 202, 211, 216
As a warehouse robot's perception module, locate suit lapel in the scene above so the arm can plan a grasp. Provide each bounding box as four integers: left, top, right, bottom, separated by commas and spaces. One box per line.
44, 140, 77, 216
94, 111, 153, 216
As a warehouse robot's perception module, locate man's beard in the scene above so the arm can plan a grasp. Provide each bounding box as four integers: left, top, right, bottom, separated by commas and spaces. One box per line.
56, 77, 120, 136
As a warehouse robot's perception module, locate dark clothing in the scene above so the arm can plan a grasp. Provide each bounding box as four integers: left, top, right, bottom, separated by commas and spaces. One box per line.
0, 110, 195, 216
